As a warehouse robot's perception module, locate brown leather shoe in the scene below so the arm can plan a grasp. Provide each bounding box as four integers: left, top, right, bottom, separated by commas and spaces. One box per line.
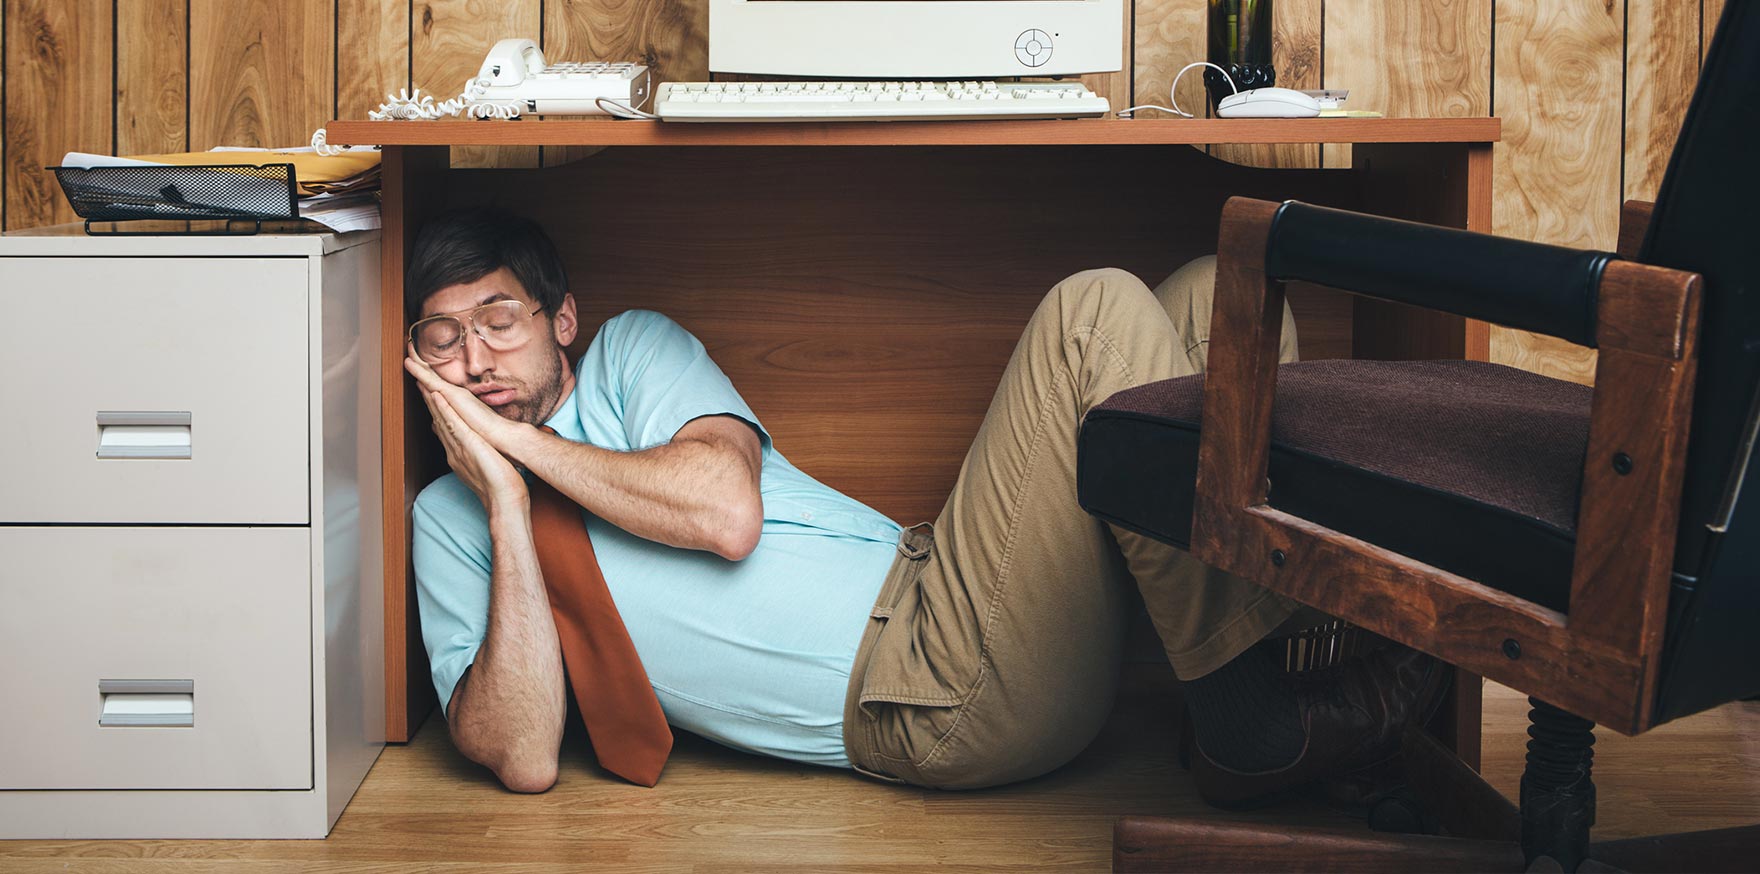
1188, 645, 1448, 810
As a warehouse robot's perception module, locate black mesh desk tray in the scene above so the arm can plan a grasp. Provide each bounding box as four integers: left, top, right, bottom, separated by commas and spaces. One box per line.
50, 163, 301, 234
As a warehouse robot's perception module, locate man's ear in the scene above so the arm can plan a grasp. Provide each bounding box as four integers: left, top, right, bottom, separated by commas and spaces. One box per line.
552, 292, 579, 347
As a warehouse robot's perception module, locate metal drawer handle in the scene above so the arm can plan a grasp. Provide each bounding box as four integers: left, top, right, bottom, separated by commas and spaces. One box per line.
96, 411, 192, 459
99, 679, 195, 727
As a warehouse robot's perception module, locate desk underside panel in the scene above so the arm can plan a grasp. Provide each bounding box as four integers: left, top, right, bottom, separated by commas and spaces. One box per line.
418, 145, 1374, 524
384, 142, 1477, 739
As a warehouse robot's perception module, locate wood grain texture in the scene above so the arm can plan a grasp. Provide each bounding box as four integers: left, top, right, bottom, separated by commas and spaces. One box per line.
1625, 0, 1699, 203
324, 116, 1504, 147
421, 147, 1362, 528
1704, 0, 1730, 64
1618, 199, 1654, 261
339, 0, 411, 121
1210, 0, 1323, 169
1400, 724, 1520, 842
1219, 500, 1650, 732
382, 146, 452, 743
116, 0, 188, 156
1130, 0, 1205, 121
1568, 262, 1700, 697
411, 0, 540, 168
190, 0, 334, 150
1465, 143, 1494, 360
1185, 198, 1700, 733
1489, 0, 1622, 387
3, 0, 112, 230
540, 0, 707, 166
1321, 0, 1493, 168
4, 679, 1753, 869
1479, 681, 1760, 858
1192, 197, 1283, 530
1115, 817, 1526, 873
372, 137, 1486, 728
1350, 143, 1483, 362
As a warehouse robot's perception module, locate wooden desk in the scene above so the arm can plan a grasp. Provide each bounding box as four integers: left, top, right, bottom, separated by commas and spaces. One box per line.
326, 116, 1501, 745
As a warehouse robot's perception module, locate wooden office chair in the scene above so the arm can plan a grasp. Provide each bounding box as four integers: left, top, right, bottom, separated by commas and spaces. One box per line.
1076, 3, 1759, 871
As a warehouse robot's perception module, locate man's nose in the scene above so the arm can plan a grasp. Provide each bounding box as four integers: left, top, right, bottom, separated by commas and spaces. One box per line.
461, 329, 495, 377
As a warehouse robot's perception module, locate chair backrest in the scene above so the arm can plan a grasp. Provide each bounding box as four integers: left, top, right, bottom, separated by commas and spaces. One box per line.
1641, 0, 1760, 722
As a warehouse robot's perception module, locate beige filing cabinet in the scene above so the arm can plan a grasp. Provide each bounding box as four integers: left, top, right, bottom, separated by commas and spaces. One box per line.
0, 227, 385, 838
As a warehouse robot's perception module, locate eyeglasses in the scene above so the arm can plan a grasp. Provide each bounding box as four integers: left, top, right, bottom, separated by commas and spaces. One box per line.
408, 300, 545, 364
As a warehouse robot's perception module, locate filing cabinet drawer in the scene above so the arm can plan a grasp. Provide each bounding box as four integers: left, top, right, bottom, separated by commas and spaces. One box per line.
0, 527, 312, 790
0, 257, 309, 524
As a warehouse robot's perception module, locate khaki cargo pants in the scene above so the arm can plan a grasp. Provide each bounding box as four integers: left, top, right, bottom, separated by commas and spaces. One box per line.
842, 260, 1302, 789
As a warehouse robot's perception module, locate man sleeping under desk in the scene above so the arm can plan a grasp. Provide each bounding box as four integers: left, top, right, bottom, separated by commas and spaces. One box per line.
405, 208, 1445, 799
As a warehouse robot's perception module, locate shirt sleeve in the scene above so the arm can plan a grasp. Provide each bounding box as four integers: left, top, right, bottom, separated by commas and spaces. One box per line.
581, 310, 772, 455
410, 475, 493, 718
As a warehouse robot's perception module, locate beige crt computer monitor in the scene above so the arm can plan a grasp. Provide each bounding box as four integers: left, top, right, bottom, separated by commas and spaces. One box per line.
708, 0, 1124, 79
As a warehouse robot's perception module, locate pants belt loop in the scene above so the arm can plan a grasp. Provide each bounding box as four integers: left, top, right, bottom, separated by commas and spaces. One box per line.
898, 521, 934, 560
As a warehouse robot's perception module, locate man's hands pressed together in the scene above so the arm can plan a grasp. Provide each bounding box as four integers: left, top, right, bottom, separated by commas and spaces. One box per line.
408, 348, 530, 512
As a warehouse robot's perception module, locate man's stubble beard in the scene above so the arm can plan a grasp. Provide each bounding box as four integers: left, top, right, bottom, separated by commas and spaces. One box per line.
510, 343, 569, 427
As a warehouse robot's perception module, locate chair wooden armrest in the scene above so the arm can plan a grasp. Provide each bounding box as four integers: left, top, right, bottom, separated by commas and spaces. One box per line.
1191, 196, 1702, 732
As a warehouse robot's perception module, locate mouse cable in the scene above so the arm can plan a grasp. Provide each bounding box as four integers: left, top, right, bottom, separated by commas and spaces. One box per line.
1116, 62, 1237, 118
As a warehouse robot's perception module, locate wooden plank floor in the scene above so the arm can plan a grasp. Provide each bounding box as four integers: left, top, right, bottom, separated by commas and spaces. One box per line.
3, 682, 1756, 872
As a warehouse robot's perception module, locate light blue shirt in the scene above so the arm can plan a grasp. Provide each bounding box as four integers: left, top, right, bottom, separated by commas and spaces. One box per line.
411, 310, 902, 768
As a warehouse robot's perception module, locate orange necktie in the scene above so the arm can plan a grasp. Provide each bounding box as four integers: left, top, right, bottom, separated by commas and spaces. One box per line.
527, 433, 673, 786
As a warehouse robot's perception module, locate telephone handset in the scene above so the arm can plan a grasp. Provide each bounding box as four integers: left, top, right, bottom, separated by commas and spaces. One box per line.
479, 39, 546, 87
312, 37, 652, 152
466, 39, 649, 118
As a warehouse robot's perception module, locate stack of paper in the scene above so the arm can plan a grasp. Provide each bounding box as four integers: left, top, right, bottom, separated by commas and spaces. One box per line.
60, 145, 383, 233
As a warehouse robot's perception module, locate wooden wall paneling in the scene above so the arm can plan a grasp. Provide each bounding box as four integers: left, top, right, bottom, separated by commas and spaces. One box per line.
1625, 0, 1699, 204
190, 0, 334, 151
433, 144, 1363, 529
3, 0, 112, 230
1210, 0, 1322, 169
1704, 0, 1729, 63
1131, 0, 1205, 121
412, 0, 539, 169
540, 0, 709, 166
116, 0, 187, 156
1489, 0, 1622, 387
1320, 0, 1492, 168
339, 0, 411, 121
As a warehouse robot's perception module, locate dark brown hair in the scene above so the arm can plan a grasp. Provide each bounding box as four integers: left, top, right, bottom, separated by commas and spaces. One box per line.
405, 208, 569, 325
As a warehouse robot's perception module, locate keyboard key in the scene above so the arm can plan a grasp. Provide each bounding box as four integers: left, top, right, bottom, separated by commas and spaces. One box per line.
656, 78, 1111, 120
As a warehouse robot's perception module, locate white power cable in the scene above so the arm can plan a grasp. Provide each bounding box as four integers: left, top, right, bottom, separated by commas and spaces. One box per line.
1116, 61, 1237, 118
595, 69, 658, 120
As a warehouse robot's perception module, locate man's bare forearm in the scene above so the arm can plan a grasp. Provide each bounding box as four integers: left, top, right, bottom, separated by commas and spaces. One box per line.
503, 420, 762, 560
448, 498, 567, 792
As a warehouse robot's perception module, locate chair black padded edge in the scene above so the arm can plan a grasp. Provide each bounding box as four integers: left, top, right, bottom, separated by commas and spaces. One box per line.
1641, 0, 1760, 723
1077, 407, 1580, 613
1263, 201, 1613, 347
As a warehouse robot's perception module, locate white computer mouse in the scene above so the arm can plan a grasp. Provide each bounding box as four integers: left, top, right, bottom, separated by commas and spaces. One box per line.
1216, 87, 1322, 119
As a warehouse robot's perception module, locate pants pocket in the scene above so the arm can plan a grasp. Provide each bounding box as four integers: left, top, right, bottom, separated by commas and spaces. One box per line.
855, 569, 980, 768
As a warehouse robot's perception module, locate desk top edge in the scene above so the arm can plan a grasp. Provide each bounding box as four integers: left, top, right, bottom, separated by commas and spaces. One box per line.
324, 117, 1501, 148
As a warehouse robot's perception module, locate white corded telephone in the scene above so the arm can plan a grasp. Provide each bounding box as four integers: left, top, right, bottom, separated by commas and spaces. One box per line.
312, 39, 651, 154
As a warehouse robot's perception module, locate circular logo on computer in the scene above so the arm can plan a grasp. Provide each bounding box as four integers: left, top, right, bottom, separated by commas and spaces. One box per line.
1015, 30, 1053, 67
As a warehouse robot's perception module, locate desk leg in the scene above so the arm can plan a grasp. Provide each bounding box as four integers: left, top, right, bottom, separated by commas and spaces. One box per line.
1350, 142, 1496, 363
1353, 141, 1492, 772
382, 145, 450, 743
1464, 142, 1494, 362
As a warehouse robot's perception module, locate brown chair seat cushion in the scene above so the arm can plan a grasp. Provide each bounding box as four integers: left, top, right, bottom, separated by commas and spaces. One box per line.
1077, 360, 1593, 612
